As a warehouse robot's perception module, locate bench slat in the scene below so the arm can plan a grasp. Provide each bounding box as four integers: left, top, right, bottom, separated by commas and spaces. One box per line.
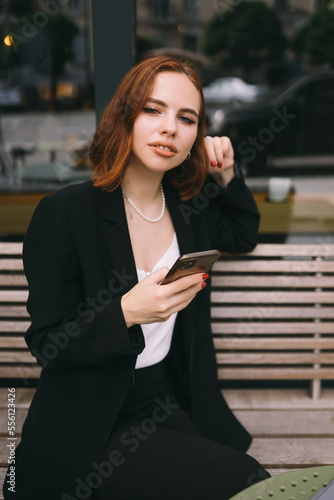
214, 337, 334, 350
234, 409, 334, 436
218, 367, 334, 380
212, 275, 334, 288
211, 306, 334, 319
211, 322, 334, 335
0, 291, 28, 302
223, 388, 334, 409
0, 275, 27, 287
0, 260, 24, 271
266, 469, 300, 476
0, 306, 28, 318
0, 321, 30, 333
213, 260, 334, 273
212, 291, 334, 304
223, 244, 334, 257
0, 351, 37, 363
0, 366, 40, 378
0, 243, 23, 255
0, 468, 7, 493
216, 352, 334, 365
0, 337, 27, 348
248, 437, 334, 467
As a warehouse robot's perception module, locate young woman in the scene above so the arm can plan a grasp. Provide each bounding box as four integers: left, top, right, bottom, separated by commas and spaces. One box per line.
3, 56, 269, 500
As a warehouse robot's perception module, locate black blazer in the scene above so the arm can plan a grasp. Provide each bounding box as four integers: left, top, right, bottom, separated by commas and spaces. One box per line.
4, 175, 260, 500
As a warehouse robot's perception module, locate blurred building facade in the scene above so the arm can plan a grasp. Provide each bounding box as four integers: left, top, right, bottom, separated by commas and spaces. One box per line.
0, 0, 93, 76
136, 0, 321, 52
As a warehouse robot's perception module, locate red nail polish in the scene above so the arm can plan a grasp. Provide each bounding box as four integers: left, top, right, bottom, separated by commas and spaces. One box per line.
202, 273, 209, 280
211, 160, 217, 167
218, 162, 223, 168
201, 281, 207, 289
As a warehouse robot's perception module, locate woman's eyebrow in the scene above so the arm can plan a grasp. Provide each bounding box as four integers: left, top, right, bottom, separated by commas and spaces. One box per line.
146, 98, 199, 119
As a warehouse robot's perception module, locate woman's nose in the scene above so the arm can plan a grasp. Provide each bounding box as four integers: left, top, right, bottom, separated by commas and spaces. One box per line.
160, 114, 177, 136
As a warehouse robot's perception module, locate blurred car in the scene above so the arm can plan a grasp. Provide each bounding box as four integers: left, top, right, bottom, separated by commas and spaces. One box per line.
204, 77, 268, 104
207, 71, 334, 176
203, 77, 269, 131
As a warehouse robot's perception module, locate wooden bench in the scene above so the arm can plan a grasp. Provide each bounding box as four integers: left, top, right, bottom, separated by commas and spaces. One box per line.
212, 244, 334, 476
0, 242, 334, 494
212, 244, 334, 399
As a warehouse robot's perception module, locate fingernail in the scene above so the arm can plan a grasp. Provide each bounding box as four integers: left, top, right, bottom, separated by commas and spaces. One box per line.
201, 281, 207, 289
211, 160, 217, 167
218, 162, 223, 168
202, 273, 209, 280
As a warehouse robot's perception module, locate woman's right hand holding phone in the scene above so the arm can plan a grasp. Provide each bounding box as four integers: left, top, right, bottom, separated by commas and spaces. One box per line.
121, 267, 207, 328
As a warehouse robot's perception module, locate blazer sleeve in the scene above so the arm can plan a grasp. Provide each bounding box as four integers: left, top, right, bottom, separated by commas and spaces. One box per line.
23, 194, 144, 371
205, 171, 260, 253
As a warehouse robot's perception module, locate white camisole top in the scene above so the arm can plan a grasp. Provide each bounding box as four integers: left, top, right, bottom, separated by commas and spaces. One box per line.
135, 233, 180, 369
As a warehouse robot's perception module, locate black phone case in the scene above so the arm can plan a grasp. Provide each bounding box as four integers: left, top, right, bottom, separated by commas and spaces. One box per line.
161, 249, 221, 285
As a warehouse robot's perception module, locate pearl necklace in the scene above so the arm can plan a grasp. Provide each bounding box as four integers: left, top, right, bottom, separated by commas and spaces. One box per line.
122, 183, 165, 223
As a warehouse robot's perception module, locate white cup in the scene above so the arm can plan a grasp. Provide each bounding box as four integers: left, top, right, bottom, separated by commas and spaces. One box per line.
268, 177, 292, 203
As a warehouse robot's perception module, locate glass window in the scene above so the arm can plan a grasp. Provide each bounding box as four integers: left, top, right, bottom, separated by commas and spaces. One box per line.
155, 0, 169, 18
68, 0, 82, 12
0, 0, 94, 238
184, 0, 198, 14
2, 0, 334, 244
135, 0, 334, 244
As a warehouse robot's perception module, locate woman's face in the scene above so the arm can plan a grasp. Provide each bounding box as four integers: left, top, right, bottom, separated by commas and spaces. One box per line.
129, 71, 201, 175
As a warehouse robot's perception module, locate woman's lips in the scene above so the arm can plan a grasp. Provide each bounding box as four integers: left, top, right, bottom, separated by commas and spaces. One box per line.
149, 145, 177, 157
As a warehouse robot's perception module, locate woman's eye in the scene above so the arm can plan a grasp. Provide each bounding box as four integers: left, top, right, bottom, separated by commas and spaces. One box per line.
143, 107, 159, 114
179, 116, 196, 124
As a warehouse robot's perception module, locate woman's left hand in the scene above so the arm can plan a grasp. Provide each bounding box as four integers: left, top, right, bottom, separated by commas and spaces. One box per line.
204, 136, 235, 186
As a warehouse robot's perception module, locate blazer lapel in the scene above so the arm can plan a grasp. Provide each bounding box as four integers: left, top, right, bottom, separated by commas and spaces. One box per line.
163, 181, 196, 256
163, 182, 198, 351
100, 186, 138, 294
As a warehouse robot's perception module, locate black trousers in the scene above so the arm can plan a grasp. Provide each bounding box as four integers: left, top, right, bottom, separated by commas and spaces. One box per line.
92, 361, 270, 500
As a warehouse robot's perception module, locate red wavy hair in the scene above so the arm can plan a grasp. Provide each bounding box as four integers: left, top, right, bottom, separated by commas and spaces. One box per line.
89, 56, 208, 201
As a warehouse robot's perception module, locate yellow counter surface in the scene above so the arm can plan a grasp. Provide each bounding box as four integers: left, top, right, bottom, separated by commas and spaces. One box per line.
1, 191, 334, 236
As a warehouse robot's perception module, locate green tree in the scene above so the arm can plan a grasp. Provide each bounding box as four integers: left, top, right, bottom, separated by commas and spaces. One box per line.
202, 1, 286, 75
291, 1, 334, 68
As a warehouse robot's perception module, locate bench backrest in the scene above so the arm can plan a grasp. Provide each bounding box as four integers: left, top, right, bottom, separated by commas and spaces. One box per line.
1, 242, 334, 397
212, 244, 334, 399
0, 242, 38, 382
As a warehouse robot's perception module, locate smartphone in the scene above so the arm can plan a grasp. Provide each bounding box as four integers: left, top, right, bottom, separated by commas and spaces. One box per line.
160, 249, 222, 285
